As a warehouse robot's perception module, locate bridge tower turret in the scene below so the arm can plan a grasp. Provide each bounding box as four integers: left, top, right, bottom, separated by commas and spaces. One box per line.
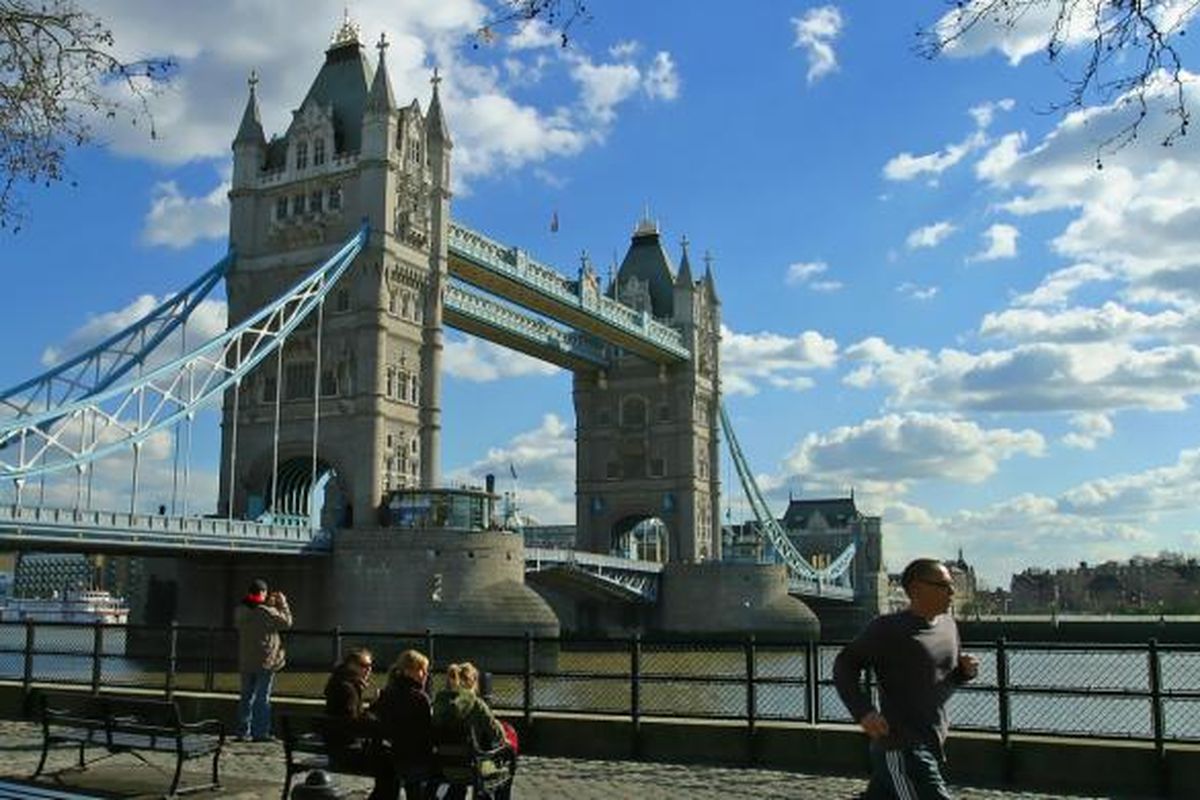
574, 220, 722, 564
219, 16, 447, 526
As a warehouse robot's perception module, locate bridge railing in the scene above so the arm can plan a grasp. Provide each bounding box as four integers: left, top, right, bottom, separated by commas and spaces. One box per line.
447, 223, 689, 358
1, 622, 1197, 765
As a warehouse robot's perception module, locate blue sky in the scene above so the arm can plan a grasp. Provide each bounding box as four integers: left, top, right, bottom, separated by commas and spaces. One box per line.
3, 1, 1200, 586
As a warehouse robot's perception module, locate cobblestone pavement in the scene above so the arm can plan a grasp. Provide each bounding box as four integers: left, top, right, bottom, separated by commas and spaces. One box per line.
0, 720, 1133, 799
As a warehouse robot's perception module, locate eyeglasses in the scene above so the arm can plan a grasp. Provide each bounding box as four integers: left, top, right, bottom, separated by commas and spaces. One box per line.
919, 578, 954, 591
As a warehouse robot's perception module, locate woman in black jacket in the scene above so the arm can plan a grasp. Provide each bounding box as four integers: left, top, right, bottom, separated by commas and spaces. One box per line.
323, 648, 395, 800
374, 649, 434, 800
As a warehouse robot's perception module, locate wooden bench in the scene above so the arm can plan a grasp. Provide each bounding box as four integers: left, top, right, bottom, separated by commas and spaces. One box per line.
34, 691, 224, 797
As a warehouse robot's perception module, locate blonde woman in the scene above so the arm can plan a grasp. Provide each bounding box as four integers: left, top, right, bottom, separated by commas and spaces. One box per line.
431, 662, 513, 800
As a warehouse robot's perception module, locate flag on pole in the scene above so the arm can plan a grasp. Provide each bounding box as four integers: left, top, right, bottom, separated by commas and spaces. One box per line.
550, 211, 559, 233
509, 463, 518, 480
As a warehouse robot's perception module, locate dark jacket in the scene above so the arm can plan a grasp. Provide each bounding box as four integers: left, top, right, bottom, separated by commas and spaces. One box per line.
375, 674, 433, 769
322, 663, 375, 753
430, 688, 504, 751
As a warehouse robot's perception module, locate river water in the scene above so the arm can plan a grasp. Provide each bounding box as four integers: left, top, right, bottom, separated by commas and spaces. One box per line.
2, 627, 1196, 743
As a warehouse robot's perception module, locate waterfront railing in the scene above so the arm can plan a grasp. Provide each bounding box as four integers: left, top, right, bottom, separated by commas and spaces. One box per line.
1, 622, 1198, 751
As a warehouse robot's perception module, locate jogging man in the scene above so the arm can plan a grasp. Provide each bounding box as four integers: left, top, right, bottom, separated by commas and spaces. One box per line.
834, 558, 978, 799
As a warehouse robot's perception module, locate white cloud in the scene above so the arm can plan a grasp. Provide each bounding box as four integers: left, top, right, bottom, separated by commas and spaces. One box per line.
1060, 446, 1200, 518
83, 2, 680, 201
41, 296, 227, 369
1011, 263, 1113, 308
896, 282, 939, 301
906, 221, 956, 250
791, 6, 844, 85
968, 98, 1015, 129
980, 302, 1189, 344
720, 324, 838, 397
1061, 412, 1114, 450
142, 179, 230, 249
782, 261, 830, 286
443, 335, 561, 382
809, 280, 844, 293
444, 413, 575, 524
784, 412, 1045, 492
643, 52, 680, 101
884, 132, 984, 182
969, 223, 1019, 262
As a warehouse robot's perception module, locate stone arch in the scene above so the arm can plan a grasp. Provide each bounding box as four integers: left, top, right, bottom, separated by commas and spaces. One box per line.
611, 514, 669, 563
620, 394, 648, 428
250, 454, 350, 528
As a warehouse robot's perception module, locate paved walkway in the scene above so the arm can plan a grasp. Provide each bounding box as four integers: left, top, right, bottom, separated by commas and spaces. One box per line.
0, 720, 1131, 799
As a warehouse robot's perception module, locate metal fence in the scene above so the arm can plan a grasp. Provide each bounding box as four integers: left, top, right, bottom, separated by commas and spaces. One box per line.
2, 622, 1198, 754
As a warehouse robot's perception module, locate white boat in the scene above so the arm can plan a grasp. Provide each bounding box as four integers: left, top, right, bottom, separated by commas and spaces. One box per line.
0, 589, 130, 624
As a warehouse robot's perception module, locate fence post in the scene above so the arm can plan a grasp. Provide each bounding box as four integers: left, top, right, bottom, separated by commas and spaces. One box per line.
630, 633, 642, 759
996, 637, 1012, 785
523, 632, 534, 731
331, 626, 343, 666
165, 620, 179, 700
203, 626, 215, 692
22, 620, 35, 699
1148, 638, 1168, 797
806, 641, 820, 725
91, 620, 103, 695
745, 634, 757, 765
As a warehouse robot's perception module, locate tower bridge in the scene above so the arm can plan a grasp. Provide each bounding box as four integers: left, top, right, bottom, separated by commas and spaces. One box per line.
0, 19, 876, 637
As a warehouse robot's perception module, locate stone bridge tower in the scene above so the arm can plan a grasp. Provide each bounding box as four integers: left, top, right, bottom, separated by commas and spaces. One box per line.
219, 19, 450, 526
574, 221, 722, 563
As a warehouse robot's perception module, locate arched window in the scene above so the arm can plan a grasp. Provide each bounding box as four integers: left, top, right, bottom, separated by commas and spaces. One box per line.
313, 138, 326, 166
621, 395, 647, 428
295, 141, 308, 170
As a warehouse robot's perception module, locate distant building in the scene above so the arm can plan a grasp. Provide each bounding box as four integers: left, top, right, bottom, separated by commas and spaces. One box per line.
944, 548, 979, 615
1009, 553, 1200, 614
13, 554, 144, 607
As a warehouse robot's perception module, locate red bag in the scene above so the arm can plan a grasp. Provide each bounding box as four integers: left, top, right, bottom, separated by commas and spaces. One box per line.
499, 719, 519, 755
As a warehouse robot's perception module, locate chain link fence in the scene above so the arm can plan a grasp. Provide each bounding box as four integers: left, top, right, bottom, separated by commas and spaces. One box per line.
3, 622, 1199, 746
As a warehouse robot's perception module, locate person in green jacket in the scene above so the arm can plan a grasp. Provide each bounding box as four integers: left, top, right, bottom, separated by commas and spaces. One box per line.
431, 662, 512, 800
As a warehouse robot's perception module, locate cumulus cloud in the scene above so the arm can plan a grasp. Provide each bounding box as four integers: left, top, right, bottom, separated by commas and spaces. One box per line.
968, 98, 1015, 129
784, 412, 1045, 493
968, 223, 1019, 262
974, 72, 1200, 308
82, 1, 680, 234
791, 6, 843, 85
444, 413, 575, 524
1011, 263, 1114, 308
720, 324, 838, 397
142, 180, 229, 248
41, 295, 226, 369
1062, 412, 1114, 450
844, 335, 1200, 414
443, 335, 561, 382
906, 221, 956, 250
980, 302, 1189, 344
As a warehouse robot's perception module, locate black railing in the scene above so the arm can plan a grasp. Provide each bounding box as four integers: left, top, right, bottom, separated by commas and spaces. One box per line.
1, 621, 1198, 750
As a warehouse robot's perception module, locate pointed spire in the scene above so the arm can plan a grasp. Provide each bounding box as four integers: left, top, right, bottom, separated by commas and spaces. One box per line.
234, 70, 265, 145
425, 67, 452, 147
366, 32, 396, 113
331, 7, 361, 47
675, 235, 694, 286
702, 250, 720, 302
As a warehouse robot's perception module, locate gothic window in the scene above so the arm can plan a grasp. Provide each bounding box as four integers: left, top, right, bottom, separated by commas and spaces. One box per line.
605, 462, 620, 480
399, 371, 411, 404
296, 141, 308, 170
401, 293, 411, 319
291, 194, 305, 216
335, 289, 350, 313
328, 185, 343, 210
313, 138, 326, 166
320, 366, 337, 397
309, 190, 323, 213
387, 291, 397, 315
621, 396, 647, 428
598, 409, 611, 426
262, 374, 277, 403
284, 362, 315, 400
386, 367, 396, 398
657, 404, 670, 422
650, 458, 666, 478
275, 196, 288, 220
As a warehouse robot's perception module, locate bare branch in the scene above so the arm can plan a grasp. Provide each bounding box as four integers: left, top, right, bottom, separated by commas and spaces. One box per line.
474, 0, 592, 48
0, 0, 173, 231
918, 0, 1195, 161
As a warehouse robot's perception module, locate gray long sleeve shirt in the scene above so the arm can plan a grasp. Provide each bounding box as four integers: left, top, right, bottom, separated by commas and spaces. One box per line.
833, 609, 969, 760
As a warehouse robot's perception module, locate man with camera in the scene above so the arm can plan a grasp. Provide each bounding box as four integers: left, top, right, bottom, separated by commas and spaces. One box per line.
235, 577, 292, 742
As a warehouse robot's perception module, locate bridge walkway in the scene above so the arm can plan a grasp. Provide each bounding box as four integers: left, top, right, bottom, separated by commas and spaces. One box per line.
0, 720, 1115, 799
